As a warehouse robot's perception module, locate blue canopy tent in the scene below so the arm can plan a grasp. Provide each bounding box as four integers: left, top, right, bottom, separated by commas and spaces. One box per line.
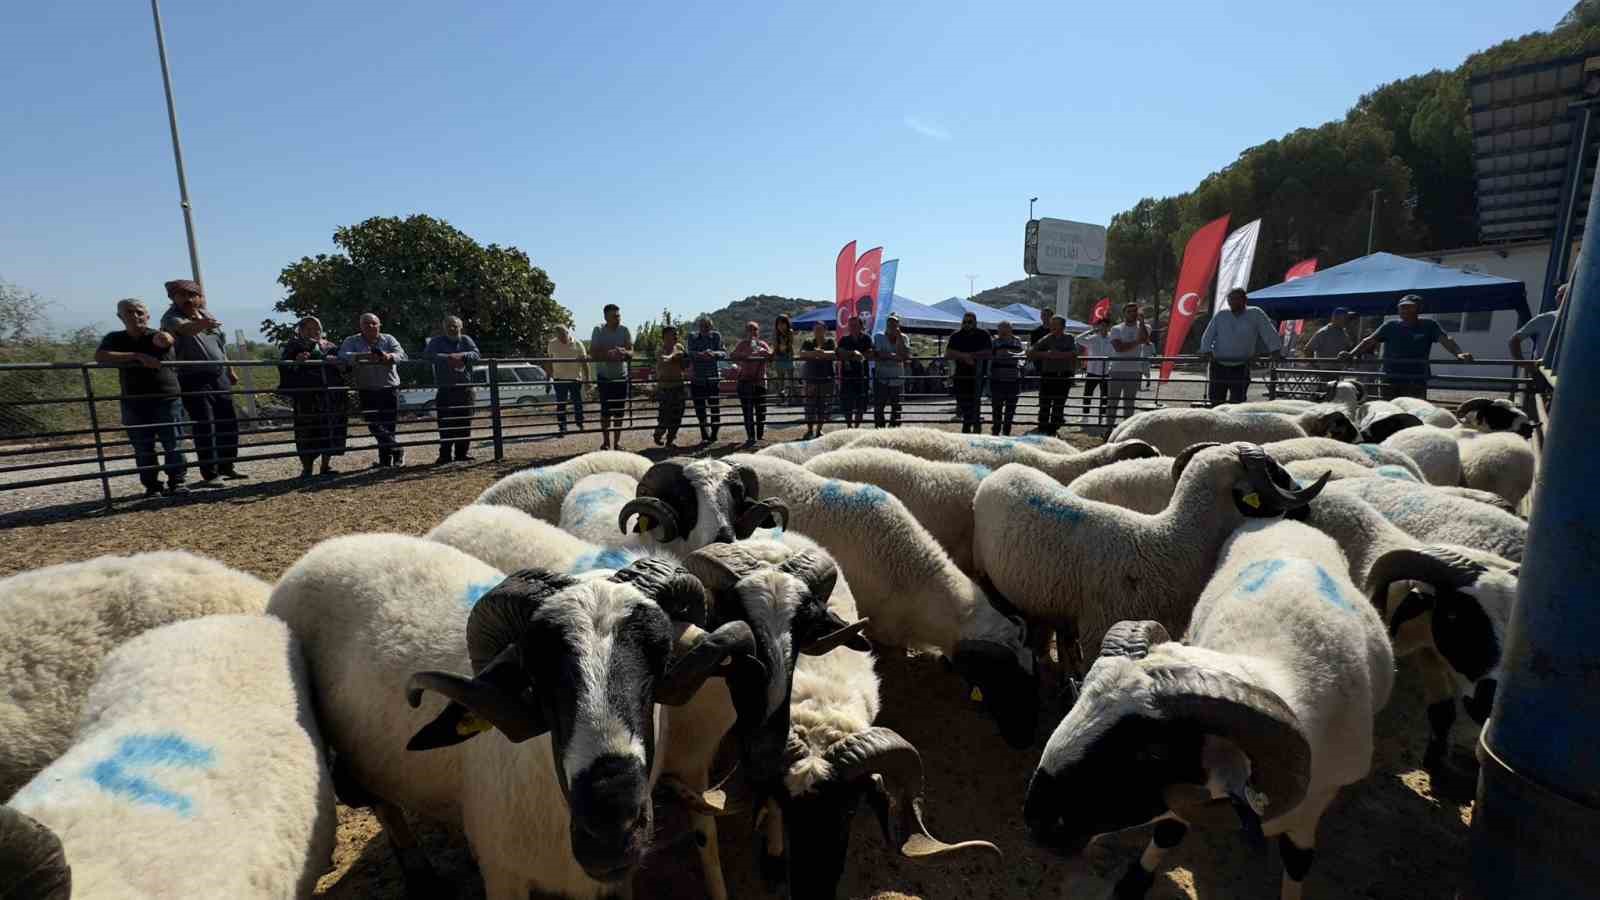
1248, 252, 1531, 323
790, 295, 962, 334
1001, 302, 1094, 333
932, 297, 1042, 329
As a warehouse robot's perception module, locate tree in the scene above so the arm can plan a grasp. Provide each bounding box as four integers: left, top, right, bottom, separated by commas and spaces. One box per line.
265, 215, 569, 353
0, 277, 48, 345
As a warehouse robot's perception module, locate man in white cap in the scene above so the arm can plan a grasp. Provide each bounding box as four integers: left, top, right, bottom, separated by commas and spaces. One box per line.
1341, 294, 1472, 399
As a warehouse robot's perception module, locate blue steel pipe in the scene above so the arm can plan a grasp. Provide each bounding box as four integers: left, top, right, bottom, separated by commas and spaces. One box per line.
1463, 146, 1600, 897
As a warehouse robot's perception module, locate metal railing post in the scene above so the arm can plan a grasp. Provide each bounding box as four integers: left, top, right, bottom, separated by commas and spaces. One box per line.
1266, 358, 1279, 399
80, 366, 113, 511
488, 360, 504, 461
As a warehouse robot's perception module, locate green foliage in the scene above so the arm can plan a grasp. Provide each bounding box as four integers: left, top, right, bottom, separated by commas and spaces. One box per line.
694, 294, 826, 339
265, 214, 569, 355
0, 277, 49, 344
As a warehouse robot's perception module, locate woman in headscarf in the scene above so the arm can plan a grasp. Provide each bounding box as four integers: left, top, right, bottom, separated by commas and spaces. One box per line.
279, 316, 349, 477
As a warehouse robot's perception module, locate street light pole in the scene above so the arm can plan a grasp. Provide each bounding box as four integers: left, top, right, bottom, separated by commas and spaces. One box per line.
1029, 197, 1038, 220
150, 0, 204, 289
1366, 189, 1380, 255
965, 274, 977, 299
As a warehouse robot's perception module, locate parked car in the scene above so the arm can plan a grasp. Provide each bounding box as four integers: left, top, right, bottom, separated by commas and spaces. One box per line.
398, 363, 553, 416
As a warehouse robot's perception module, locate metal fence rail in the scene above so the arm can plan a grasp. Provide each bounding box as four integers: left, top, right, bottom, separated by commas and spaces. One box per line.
0, 354, 1539, 511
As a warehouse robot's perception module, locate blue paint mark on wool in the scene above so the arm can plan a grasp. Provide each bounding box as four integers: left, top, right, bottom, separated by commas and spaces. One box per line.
1374, 465, 1417, 482
818, 480, 888, 510
1313, 564, 1356, 612
87, 733, 214, 816
1023, 489, 1083, 525
969, 464, 992, 480
569, 487, 623, 522
1357, 444, 1382, 461
1237, 559, 1287, 593
966, 437, 1016, 454
1014, 435, 1047, 446
571, 547, 638, 574
462, 580, 500, 609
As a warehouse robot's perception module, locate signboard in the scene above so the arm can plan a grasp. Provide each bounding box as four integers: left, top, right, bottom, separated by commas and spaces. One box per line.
1024, 217, 1107, 278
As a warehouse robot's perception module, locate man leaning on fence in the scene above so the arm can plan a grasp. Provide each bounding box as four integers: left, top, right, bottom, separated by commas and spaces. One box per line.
1306, 308, 1354, 362
279, 316, 347, 478
590, 303, 633, 451
546, 325, 589, 435
338, 313, 408, 468
1340, 294, 1472, 400
687, 316, 726, 443
1198, 287, 1281, 405
872, 314, 911, 428
424, 316, 480, 464
96, 299, 189, 497
160, 278, 244, 482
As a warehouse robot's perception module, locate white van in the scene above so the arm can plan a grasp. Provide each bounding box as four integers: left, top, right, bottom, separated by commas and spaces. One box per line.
398, 363, 553, 416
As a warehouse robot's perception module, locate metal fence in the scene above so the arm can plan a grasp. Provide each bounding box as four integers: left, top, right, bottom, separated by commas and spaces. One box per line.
0, 354, 1539, 511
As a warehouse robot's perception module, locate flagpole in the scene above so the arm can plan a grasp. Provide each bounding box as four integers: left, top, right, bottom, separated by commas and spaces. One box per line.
151, 0, 204, 289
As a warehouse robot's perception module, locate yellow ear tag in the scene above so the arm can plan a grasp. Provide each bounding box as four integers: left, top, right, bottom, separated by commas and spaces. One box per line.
455, 713, 494, 737
638, 515, 655, 533
1241, 492, 1262, 510
970, 686, 984, 703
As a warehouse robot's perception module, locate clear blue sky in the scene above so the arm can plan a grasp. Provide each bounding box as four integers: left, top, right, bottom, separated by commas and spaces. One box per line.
1, 0, 1572, 339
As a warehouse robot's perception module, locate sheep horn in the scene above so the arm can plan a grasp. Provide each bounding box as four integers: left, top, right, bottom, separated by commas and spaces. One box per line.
1111, 439, 1160, 462
655, 621, 762, 706
1171, 442, 1225, 483
618, 497, 680, 543
405, 645, 548, 746
825, 727, 1002, 865
607, 557, 710, 626
1098, 620, 1170, 660
777, 550, 838, 603
1364, 546, 1485, 607
682, 542, 768, 593
1237, 444, 1329, 512
0, 806, 71, 900
734, 499, 789, 539
1143, 664, 1312, 824
1455, 397, 1494, 418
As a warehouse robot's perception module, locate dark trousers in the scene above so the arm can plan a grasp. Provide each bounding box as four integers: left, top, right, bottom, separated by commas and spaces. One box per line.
1207, 362, 1251, 406
737, 381, 767, 441
873, 381, 903, 428
1039, 374, 1073, 434
358, 388, 401, 464
691, 379, 721, 439
839, 376, 869, 426
655, 384, 686, 442
989, 379, 1020, 435
1381, 379, 1429, 401
597, 378, 628, 429
122, 398, 187, 489
954, 375, 983, 432
553, 380, 584, 432
804, 381, 834, 429
178, 374, 238, 477
1081, 374, 1108, 423
291, 391, 347, 466
435, 386, 475, 459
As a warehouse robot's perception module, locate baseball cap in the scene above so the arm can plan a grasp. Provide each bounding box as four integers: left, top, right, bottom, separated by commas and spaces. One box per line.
1397, 294, 1421, 307
1331, 307, 1348, 316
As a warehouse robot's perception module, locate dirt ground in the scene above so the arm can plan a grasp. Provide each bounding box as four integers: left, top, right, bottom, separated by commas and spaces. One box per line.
0, 418, 1479, 900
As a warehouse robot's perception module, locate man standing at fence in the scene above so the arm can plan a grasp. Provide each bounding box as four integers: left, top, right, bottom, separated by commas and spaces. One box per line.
424, 315, 480, 464
687, 316, 726, 443
1509, 283, 1565, 367
1028, 306, 1053, 430
1340, 294, 1473, 400
871, 313, 911, 428
836, 315, 873, 429
96, 299, 189, 497
1306, 308, 1355, 362
1198, 288, 1281, 405
1027, 315, 1079, 435
545, 325, 589, 436
590, 304, 633, 450
1075, 316, 1113, 426
339, 313, 408, 468
1106, 303, 1148, 427
731, 320, 772, 447
159, 279, 243, 482
946, 312, 991, 434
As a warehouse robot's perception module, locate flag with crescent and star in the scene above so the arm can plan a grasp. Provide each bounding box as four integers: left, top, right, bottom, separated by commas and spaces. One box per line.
1092, 297, 1112, 323
1159, 214, 1231, 383
835, 241, 857, 318
871, 259, 899, 336
844, 247, 882, 329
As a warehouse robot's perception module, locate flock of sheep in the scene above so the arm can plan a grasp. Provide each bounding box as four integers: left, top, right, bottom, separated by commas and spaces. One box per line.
0, 378, 1537, 900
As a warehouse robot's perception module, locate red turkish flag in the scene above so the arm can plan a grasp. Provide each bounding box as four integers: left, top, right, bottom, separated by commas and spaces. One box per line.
1285, 258, 1318, 281
835, 241, 857, 311
1160, 215, 1231, 382
843, 247, 882, 328
1092, 297, 1112, 323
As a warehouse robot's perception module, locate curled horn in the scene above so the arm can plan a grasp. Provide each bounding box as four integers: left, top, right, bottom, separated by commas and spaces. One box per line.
1237, 444, 1329, 512
0, 806, 71, 900
618, 497, 680, 543
1111, 439, 1160, 462
655, 621, 761, 706
735, 499, 790, 539
1171, 442, 1225, 483
825, 727, 1002, 865
1364, 546, 1485, 607
682, 542, 768, 593
1144, 665, 1312, 824
777, 550, 838, 603
1098, 620, 1170, 660
608, 556, 710, 626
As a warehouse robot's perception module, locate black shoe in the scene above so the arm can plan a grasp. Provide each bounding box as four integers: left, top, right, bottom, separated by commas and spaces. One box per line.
164, 482, 190, 496
435, 454, 453, 466
393, 449, 405, 466
652, 431, 664, 446
199, 471, 221, 484
301, 466, 315, 479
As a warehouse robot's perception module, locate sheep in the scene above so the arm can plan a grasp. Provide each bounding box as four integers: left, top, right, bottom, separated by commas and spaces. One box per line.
803, 446, 992, 572
1024, 519, 1392, 900
1389, 396, 1460, 429
762, 427, 1082, 465
266, 535, 765, 899
725, 452, 1040, 749
1456, 396, 1535, 438
0, 551, 271, 799
1108, 406, 1358, 456
1354, 399, 1424, 442
1379, 424, 1462, 486
426, 503, 648, 578
1065, 456, 1176, 516
662, 536, 996, 899
1454, 428, 1536, 510
1261, 436, 1427, 481
1324, 476, 1527, 562
475, 451, 653, 523
3, 614, 335, 899
829, 426, 1160, 484
1213, 399, 1316, 415
1286, 458, 1420, 484
758, 429, 869, 463
973, 443, 1330, 674
614, 457, 789, 551
1296, 490, 1518, 773
561, 472, 645, 547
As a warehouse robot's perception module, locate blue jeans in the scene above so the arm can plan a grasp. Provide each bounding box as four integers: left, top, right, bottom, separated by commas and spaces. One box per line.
553, 380, 584, 431
121, 397, 187, 489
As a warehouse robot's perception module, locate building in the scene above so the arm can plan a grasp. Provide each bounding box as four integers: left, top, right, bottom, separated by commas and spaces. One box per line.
1407, 240, 1562, 379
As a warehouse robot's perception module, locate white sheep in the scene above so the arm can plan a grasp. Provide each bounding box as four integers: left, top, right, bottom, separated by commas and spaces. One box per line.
3, 614, 336, 899
1261, 436, 1427, 481
426, 503, 647, 578
1389, 396, 1459, 428
1286, 458, 1420, 484
758, 429, 870, 463
726, 452, 1040, 749
1024, 519, 1392, 900
1067, 456, 1421, 518
0, 551, 271, 799
1379, 424, 1462, 486
803, 446, 992, 572
266, 534, 758, 899
762, 427, 1080, 465
475, 451, 652, 522
614, 457, 790, 550
1354, 399, 1424, 442
1108, 405, 1358, 456
1324, 476, 1527, 562
974, 443, 1330, 672
1454, 428, 1536, 510
832, 427, 1158, 484
560, 472, 645, 547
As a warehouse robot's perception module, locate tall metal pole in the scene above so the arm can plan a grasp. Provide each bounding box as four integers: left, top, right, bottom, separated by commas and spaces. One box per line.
1029, 197, 1037, 220
1463, 145, 1600, 898
965, 274, 976, 299
151, 0, 203, 289
1366, 189, 1380, 255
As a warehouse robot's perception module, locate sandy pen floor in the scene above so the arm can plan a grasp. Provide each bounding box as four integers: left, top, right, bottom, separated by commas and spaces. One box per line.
0, 420, 1480, 900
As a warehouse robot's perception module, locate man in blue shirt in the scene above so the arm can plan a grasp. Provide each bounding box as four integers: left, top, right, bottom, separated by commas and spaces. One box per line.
423, 315, 481, 463
686, 317, 727, 443
1341, 294, 1473, 400
1197, 288, 1280, 405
